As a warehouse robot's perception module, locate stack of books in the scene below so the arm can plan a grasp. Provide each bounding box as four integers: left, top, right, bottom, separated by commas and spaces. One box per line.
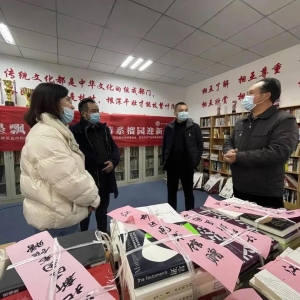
250, 247, 300, 299
110, 203, 280, 300
110, 204, 229, 300
207, 197, 300, 251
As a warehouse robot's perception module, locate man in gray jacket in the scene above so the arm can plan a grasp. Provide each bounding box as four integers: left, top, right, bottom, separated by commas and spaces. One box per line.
223, 78, 298, 208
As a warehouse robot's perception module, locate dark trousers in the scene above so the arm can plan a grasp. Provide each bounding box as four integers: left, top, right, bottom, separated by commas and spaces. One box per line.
167, 163, 195, 211
80, 190, 110, 233
233, 188, 283, 209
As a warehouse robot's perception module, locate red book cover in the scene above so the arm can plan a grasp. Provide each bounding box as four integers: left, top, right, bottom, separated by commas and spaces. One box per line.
3, 263, 119, 300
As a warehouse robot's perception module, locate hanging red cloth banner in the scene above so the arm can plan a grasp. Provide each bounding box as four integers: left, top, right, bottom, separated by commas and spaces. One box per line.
0, 106, 174, 151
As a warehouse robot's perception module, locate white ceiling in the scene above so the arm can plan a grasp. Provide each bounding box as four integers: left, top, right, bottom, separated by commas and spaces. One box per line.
0, 0, 299, 87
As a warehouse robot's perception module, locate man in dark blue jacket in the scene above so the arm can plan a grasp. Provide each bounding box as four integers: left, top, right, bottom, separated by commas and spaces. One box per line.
162, 102, 203, 211
70, 98, 120, 233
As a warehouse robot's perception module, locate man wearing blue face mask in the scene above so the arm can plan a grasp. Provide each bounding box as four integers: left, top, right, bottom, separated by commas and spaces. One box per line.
223, 78, 298, 208
70, 98, 120, 233
162, 102, 203, 211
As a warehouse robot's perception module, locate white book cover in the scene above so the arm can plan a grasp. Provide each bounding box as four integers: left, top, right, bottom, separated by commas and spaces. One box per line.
251, 247, 300, 300
219, 177, 233, 199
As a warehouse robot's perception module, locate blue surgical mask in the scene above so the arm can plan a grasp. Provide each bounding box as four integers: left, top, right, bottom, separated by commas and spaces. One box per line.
60, 107, 74, 125
90, 113, 100, 124
242, 95, 255, 111
178, 111, 188, 122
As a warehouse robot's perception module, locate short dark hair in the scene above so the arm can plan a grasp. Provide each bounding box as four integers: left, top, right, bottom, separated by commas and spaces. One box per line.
24, 83, 68, 127
78, 98, 96, 112
174, 102, 187, 111
257, 78, 281, 103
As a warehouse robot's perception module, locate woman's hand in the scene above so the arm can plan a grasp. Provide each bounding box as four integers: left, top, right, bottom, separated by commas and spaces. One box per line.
88, 206, 96, 213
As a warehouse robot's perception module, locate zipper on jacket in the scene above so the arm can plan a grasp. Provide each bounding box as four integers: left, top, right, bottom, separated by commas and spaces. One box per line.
105, 127, 111, 156
84, 126, 100, 188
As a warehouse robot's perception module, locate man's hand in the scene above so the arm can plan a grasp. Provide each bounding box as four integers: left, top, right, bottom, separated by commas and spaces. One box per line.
223, 148, 238, 164
102, 161, 114, 173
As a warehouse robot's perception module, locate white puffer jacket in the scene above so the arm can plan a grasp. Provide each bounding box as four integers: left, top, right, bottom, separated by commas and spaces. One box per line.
21, 113, 100, 230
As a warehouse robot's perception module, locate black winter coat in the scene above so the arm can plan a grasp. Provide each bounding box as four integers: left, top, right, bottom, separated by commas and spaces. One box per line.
162, 118, 203, 170
223, 106, 299, 197
70, 119, 120, 198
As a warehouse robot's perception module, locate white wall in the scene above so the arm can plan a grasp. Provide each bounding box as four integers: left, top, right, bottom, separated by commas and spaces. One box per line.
186, 44, 300, 122
0, 54, 185, 116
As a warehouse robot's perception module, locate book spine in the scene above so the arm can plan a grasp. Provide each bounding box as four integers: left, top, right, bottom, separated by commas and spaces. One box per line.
0, 286, 27, 299
133, 262, 188, 288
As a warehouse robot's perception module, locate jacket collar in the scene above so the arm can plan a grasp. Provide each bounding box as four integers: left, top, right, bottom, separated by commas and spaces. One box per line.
71, 118, 106, 134
168, 118, 193, 128
242, 105, 278, 122
39, 113, 82, 155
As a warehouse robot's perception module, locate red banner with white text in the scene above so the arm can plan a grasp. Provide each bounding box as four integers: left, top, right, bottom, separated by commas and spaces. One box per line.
0, 106, 174, 151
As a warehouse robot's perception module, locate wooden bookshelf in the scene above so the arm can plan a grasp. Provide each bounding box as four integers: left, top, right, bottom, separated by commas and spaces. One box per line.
200, 106, 300, 210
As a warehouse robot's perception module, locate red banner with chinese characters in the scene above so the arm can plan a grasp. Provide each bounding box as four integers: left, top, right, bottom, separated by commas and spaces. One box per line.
0, 106, 174, 151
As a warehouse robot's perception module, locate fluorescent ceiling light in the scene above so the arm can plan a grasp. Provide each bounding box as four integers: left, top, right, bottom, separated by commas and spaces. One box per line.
0, 23, 15, 45
139, 60, 153, 71
130, 58, 144, 70
121, 56, 134, 68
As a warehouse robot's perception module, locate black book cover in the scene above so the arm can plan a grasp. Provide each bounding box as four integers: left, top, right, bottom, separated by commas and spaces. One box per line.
240, 213, 300, 237
0, 268, 25, 299
124, 230, 189, 288
57, 230, 106, 267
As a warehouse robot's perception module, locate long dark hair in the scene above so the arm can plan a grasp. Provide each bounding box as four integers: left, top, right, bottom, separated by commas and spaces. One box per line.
24, 83, 69, 127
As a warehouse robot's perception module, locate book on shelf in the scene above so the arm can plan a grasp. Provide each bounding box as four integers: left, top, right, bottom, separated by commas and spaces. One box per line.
227, 114, 242, 126
283, 189, 297, 205
285, 158, 299, 172
214, 117, 225, 126
210, 153, 219, 161
203, 142, 210, 149
200, 118, 211, 127
291, 142, 300, 156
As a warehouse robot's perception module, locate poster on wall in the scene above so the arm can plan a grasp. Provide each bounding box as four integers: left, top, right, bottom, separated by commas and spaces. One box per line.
0, 106, 174, 151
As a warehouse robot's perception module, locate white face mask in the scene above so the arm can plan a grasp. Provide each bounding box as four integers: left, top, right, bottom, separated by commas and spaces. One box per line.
242, 95, 265, 111
177, 111, 188, 121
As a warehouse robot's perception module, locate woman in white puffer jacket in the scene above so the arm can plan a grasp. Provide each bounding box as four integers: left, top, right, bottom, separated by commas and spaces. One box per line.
21, 82, 100, 238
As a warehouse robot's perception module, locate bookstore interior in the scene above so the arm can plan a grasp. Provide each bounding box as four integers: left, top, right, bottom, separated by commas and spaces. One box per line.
1, 1, 300, 299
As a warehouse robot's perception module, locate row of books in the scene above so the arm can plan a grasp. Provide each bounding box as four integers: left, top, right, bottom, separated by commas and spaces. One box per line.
285, 158, 299, 173
227, 114, 242, 126
200, 118, 211, 127
214, 117, 225, 126
283, 189, 298, 204
213, 128, 230, 139
283, 108, 300, 123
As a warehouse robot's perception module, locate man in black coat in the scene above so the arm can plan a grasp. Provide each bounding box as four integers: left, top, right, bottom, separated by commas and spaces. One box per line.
70, 98, 120, 233
223, 78, 299, 208
162, 102, 203, 211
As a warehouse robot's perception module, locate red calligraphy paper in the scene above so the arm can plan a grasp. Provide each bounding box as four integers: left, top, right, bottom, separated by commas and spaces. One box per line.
181, 211, 272, 259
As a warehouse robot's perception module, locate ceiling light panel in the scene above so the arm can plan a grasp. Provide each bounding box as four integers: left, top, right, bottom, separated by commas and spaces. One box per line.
130, 58, 144, 69
0, 23, 15, 44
